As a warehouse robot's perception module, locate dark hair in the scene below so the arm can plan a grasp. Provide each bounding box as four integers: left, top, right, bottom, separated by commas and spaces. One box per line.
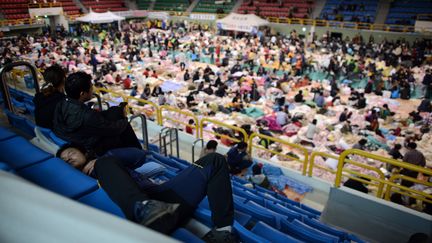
188, 119, 195, 124
206, 140, 218, 150
42, 64, 66, 96
407, 142, 417, 149
252, 163, 262, 175
56, 143, 87, 158
65, 71, 92, 99
394, 144, 402, 150
407, 233, 430, 243
359, 139, 367, 145
312, 119, 317, 125
43, 64, 66, 88
237, 141, 248, 150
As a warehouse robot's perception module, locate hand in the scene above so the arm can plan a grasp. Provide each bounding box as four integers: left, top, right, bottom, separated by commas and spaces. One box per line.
82, 159, 96, 176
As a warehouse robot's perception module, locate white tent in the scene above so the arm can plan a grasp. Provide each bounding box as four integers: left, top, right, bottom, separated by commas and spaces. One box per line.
216, 13, 269, 33
76, 10, 125, 24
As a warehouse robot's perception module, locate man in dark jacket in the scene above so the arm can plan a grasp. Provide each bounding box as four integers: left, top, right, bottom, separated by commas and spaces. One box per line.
400, 142, 426, 187
53, 71, 141, 156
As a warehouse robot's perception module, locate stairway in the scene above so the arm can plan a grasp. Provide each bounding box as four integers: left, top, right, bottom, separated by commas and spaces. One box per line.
186, 0, 200, 13
73, 0, 88, 13
375, 0, 391, 24
311, 0, 326, 19
231, 0, 244, 13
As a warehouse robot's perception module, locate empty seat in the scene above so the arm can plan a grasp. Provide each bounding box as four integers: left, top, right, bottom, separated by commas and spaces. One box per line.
233, 221, 271, 243
234, 199, 277, 227
0, 136, 52, 170
0, 126, 17, 141
18, 157, 98, 199
251, 221, 302, 243
265, 200, 303, 222
171, 228, 205, 243
5, 110, 36, 137
303, 217, 348, 241
0, 162, 14, 172
78, 188, 125, 218
281, 219, 340, 243
233, 186, 264, 205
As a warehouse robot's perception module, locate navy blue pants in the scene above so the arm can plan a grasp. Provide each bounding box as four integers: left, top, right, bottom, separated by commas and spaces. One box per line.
95, 152, 234, 228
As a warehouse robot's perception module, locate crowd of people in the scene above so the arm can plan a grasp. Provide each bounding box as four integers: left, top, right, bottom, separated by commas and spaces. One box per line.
1, 17, 432, 228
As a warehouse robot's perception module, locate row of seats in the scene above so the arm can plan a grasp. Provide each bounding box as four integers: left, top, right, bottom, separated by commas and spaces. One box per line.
153, 0, 190, 11
386, 0, 431, 25
193, 0, 236, 14
319, 0, 378, 23
81, 0, 126, 12
238, 0, 312, 19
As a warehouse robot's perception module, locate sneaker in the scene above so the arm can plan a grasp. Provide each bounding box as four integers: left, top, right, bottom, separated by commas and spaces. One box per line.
134, 200, 180, 234
202, 229, 239, 243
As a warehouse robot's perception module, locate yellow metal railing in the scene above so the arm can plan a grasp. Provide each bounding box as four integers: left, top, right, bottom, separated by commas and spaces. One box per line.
384, 174, 432, 205
309, 151, 386, 197
199, 118, 248, 144
336, 149, 432, 200
248, 133, 309, 175
126, 96, 160, 121
159, 105, 199, 138
91, 85, 432, 209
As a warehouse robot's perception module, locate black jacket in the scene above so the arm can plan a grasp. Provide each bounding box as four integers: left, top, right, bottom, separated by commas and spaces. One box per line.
33, 91, 66, 129
53, 98, 128, 150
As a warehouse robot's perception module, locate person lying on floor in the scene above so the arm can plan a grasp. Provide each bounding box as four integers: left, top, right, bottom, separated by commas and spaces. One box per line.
57, 144, 238, 242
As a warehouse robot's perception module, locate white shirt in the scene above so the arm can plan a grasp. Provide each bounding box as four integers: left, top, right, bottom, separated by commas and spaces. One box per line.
306, 124, 316, 140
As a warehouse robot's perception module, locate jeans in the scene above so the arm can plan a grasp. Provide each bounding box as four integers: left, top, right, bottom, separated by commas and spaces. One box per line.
94, 152, 234, 228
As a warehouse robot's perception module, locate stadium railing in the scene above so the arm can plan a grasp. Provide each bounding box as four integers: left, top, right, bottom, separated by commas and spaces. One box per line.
92, 87, 432, 208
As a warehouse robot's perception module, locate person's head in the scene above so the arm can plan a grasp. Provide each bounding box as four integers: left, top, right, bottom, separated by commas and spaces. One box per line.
56, 143, 88, 170
43, 64, 66, 91
407, 142, 417, 150
312, 119, 317, 125
252, 163, 263, 176
237, 141, 248, 151
394, 144, 402, 150
206, 140, 218, 152
298, 90, 303, 94
383, 104, 388, 109
407, 233, 430, 243
359, 139, 367, 146
65, 71, 93, 102
188, 119, 194, 125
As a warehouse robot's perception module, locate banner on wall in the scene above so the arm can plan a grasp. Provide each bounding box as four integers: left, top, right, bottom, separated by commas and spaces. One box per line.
415, 20, 432, 33
147, 11, 170, 20
29, 7, 63, 18
190, 13, 217, 21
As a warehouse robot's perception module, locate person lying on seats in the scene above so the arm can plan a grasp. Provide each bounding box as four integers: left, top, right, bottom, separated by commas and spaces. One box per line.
57, 144, 238, 242
53, 71, 141, 156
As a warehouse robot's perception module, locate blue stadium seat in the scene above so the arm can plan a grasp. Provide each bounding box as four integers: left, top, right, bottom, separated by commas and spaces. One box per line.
134, 161, 166, 178
233, 186, 264, 205
265, 200, 303, 222
172, 228, 205, 243
275, 194, 301, 207
194, 207, 251, 228
0, 136, 52, 169
285, 204, 319, 219
303, 217, 348, 241
234, 199, 277, 227
257, 191, 285, 205
49, 131, 68, 146
281, 219, 340, 243
251, 221, 302, 243
255, 185, 278, 197
0, 162, 14, 172
233, 221, 271, 243
78, 188, 125, 218
169, 155, 190, 166
300, 204, 322, 216
148, 143, 160, 153
4, 110, 36, 137
234, 210, 252, 227
18, 157, 98, 199
0, 126, 17, 141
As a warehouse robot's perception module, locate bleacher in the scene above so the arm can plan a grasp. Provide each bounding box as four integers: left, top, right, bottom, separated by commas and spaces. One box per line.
152, 0, 191, 12
193, 0, 236, 14
319, 0, 378, 23
0, 0, 30, 20
386, 0, 432, 25
136, 0, 153, 10
81, 0, 128, 13
0, 124, 366, 243
237, 0, 313, 19
57, 0, 81, 16
0, 72, 366, 242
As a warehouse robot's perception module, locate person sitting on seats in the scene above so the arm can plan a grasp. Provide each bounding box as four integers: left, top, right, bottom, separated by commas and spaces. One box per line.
226, 142, 253, 175
58, 144, 238, 241
33, 64, 66, 129
53, 71, 141, 156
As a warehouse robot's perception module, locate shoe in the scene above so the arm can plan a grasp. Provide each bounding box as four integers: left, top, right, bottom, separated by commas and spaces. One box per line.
134, 200, 180, 234
202, 229, 239, 243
